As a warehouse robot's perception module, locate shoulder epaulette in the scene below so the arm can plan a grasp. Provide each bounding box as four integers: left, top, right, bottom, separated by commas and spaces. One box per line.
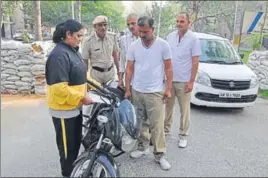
107, 31, 116, 36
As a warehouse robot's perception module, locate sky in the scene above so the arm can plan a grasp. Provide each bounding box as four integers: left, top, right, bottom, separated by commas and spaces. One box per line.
122, 1, 151, 7
122, 1, 166, 11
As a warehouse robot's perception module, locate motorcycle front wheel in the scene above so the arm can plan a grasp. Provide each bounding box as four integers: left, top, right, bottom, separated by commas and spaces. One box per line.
71, 158, 108, 177
71, 155, 120, 178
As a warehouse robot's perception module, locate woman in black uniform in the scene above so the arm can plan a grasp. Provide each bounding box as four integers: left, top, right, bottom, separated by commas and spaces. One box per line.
45, 19, 93, 177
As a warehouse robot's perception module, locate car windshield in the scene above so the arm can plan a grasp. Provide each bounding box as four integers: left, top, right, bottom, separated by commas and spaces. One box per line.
199, 39, 242, 64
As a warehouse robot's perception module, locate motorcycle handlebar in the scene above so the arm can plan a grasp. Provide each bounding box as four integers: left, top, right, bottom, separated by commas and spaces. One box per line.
86, 80, 118, 102
87, 80, 106, 94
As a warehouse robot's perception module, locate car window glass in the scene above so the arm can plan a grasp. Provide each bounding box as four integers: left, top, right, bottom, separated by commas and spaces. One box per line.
200, 39, 240, 63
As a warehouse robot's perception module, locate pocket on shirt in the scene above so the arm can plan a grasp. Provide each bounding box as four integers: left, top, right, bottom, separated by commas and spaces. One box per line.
91, 49, 102, 59
178, 46, 191, 58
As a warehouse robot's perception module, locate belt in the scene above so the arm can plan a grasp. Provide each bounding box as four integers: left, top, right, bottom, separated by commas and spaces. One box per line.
92, 65, 113, 72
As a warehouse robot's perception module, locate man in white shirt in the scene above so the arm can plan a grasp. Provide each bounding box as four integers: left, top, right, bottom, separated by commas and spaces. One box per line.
118, 13, 139, 88
125, 16, 173, 171
165, 12, 201, 148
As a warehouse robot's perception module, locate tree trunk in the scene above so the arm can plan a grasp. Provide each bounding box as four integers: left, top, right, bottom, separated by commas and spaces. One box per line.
74, 0, 81, 22
190, 1, 198, 30
21, 3, 28, 29
77, 0, 81, 23
259, 2, 268, 49
157, 1, 163, 37
9, 15, 13, 38
71, 1, 74, 19
33, 0, 42, 41
0, 0, 2, 28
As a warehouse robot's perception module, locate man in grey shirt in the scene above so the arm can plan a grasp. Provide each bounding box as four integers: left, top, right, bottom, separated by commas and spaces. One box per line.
118, 13, 139, 88
125, 16, 173, 171
165, 12, 201, 148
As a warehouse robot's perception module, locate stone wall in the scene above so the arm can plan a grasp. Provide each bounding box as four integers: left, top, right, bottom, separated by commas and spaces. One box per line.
247, 50, 268, 90
1, 41, 51, 95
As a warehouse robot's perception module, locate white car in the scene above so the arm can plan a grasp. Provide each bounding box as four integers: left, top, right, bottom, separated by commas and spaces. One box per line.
191, 33, 259, 108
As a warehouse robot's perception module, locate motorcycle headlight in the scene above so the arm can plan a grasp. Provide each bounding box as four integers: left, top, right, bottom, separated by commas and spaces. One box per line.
195, 71, 211, 87
120, 125, 137, 152
250, 75, 258, 88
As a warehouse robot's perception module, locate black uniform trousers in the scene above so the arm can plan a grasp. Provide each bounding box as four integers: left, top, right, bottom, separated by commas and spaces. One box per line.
52, 112, 83, 177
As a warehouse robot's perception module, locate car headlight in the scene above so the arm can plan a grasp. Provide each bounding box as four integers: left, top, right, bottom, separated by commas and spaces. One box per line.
250, 75, 258, 88
121, 125, 137, 152
195, 71, 211, 87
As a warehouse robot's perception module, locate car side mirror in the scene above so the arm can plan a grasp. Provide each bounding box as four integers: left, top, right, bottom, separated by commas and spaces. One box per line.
239, 53, 244, 59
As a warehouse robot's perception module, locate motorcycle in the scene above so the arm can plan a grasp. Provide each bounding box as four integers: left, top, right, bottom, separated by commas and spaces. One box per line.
81, 78, 124, 145
71, 79, 140, 177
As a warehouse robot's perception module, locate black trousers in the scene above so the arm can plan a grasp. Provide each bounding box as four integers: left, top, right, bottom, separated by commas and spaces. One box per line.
52, 112, 83, 177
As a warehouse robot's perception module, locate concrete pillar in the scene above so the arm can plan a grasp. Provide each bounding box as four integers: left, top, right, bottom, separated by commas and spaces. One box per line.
232, 1, 243, 52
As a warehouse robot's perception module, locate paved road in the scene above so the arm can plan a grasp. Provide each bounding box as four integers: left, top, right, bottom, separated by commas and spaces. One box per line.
1, 96, 268, 177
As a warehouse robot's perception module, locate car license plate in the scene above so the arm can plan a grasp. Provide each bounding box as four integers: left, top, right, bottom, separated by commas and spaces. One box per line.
219, 93, 241, 98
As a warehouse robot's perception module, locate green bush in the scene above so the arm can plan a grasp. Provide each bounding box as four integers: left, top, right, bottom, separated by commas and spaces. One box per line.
21, 30, 31, 43
260, 90, 268, 99
245, 33, 261, 50
245, 33, 268, 50
239, 50, 252, 64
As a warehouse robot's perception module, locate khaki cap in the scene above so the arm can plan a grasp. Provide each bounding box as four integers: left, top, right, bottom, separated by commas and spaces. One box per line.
93, 15, 108, 25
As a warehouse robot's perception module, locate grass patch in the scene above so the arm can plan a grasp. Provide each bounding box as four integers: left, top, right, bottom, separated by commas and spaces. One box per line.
259, 90, 268, 99
239, 50, 252, 64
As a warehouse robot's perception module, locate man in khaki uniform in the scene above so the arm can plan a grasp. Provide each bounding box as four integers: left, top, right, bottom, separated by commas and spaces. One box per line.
82, 15, 120, 86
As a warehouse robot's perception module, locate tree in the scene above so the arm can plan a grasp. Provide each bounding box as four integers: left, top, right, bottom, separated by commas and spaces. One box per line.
178, 1, 266, 34
178, 1, 236, 32
259, 2, 268, 49
17, 1, 125, 34
20, 1, 34, 30
33, 0, 42, 40
130, 1, 151, 16
40, 1, 73, 27
19, 1, 72, 32
75, 0, 81, 23
150, 1, 179, 38
81, 1, 125, 31
1, 1, 18, 35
